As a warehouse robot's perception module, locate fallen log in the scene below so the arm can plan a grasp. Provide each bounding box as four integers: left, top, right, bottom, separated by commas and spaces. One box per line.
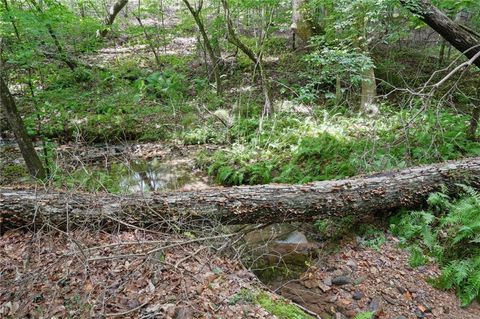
399, 0, 480, 68
1, 157, 480, 231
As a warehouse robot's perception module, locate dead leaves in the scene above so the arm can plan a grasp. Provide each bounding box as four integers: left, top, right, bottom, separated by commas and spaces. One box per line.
0, 230, 273, 318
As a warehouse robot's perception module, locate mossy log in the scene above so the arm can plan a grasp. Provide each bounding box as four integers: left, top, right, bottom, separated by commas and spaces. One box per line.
1, 157, 480, 231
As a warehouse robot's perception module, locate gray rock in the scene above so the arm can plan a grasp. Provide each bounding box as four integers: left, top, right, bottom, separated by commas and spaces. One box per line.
368, 296, 382, 313
414, 308, 426, 318
324, 277, 333, 286
276, 230, 309, 244
352, 291, 363, 300
346, 259, 358, 270
332, 276, 352, 286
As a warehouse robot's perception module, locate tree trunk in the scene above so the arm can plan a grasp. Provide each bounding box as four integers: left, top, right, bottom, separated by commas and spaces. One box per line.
221, 0, 273, 117
360, 65, 377, 114
0, 77, 46, 179
28, 0, 78, 70
182, 0, 222, 95
467, 106, 479, 141
399, 0, 480, 68
100, 0, 129, 38
1, 157, 479, 231
291, 0, 312, 48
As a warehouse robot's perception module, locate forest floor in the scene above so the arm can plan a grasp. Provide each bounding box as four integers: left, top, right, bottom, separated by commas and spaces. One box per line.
2, 142, 480, 318
276, 234, 480, 319
0, 230, 277, 318
0, 3, 480, 319
2, 227, 480, 318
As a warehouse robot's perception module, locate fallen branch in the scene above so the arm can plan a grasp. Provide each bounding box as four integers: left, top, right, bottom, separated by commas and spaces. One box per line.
1, 157, 480, 231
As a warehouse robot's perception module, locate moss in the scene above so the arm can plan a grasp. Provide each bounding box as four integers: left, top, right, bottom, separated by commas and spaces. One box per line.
256, 293, 315, 319
0, 164, 29, 185
229, 289, 314, 319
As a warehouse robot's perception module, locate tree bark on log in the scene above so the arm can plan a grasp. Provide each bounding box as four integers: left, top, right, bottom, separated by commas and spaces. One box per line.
400, 0, 480, 68
1, 157, 480, 231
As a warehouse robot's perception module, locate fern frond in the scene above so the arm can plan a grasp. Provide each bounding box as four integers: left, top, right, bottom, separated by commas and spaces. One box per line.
354, 311, 375, 319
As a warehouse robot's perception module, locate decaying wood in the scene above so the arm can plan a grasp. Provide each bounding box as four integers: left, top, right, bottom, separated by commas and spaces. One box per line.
1, 157, 480, 231
400, 0, 480, 68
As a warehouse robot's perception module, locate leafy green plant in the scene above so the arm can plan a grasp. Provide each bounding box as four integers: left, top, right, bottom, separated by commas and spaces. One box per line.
207, 108, 480, 186
353, 311, 375, 319
390, 187, 480, 305
135, 70, 186, 101
358, 226, 387, 251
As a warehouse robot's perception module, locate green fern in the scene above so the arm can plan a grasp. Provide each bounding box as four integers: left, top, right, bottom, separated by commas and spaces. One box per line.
354, 311, 375, 319
391, 190, 480, 306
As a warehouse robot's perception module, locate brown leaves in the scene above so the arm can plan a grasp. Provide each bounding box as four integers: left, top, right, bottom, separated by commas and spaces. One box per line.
0, 230, 272, 318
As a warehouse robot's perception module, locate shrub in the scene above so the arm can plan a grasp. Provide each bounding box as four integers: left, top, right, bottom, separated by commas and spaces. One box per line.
390, 187, 480, 305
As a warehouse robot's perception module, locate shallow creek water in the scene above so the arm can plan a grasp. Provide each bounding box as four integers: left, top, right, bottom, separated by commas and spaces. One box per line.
1, 141, 320, 293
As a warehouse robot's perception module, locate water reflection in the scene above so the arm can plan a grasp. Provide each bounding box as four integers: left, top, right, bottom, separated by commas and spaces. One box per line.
119, 158, 208, 193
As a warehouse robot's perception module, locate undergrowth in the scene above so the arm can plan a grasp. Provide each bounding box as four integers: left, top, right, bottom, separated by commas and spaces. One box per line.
390, 186, 480, 306
229, 289, 314, 319
203, 107, 480, 186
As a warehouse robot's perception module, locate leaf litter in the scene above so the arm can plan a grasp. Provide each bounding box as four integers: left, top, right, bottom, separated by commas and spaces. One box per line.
0, 230, 276, 318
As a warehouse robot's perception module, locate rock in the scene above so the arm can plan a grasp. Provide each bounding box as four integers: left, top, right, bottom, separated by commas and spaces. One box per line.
353, 291, 364, 300
346, 259, 358, 270
370, 266, 379, 275
393, 317, 407, 319
354, 276, 367, 285
324, 277, 333, 286
335, 312, 347, 319
328, 296, 338, 303
368, 296, 382, 313
277, 230, 309, 244
332, 276, 352, 286
304, 279, 319, 289
337, 298, 352, 307
318, 282, 332, 292
414, 308, 426, 318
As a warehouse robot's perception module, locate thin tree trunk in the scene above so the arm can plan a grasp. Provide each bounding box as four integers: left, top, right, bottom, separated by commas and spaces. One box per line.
467, 106, 479, 141
221, 0, 273, 117
1, 157, 479, 230
134, 14, 161, 67
360, 65, 377, 113
438, 39, 447, 66
291, 0, 312, 48
28, 0, 78, 70
182, 0, 222, 95
0, 77, 46, 179
99, 0, 128, 38
399, 0, 480, 68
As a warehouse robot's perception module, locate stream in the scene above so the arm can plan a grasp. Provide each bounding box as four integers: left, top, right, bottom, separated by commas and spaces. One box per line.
0, 140, 322, 313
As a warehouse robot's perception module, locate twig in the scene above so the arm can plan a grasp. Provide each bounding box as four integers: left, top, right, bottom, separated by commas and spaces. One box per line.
174, 246, 208, 268
105, 300, 150, 317
87, 233, 236, 261
432, 50, 480, 89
